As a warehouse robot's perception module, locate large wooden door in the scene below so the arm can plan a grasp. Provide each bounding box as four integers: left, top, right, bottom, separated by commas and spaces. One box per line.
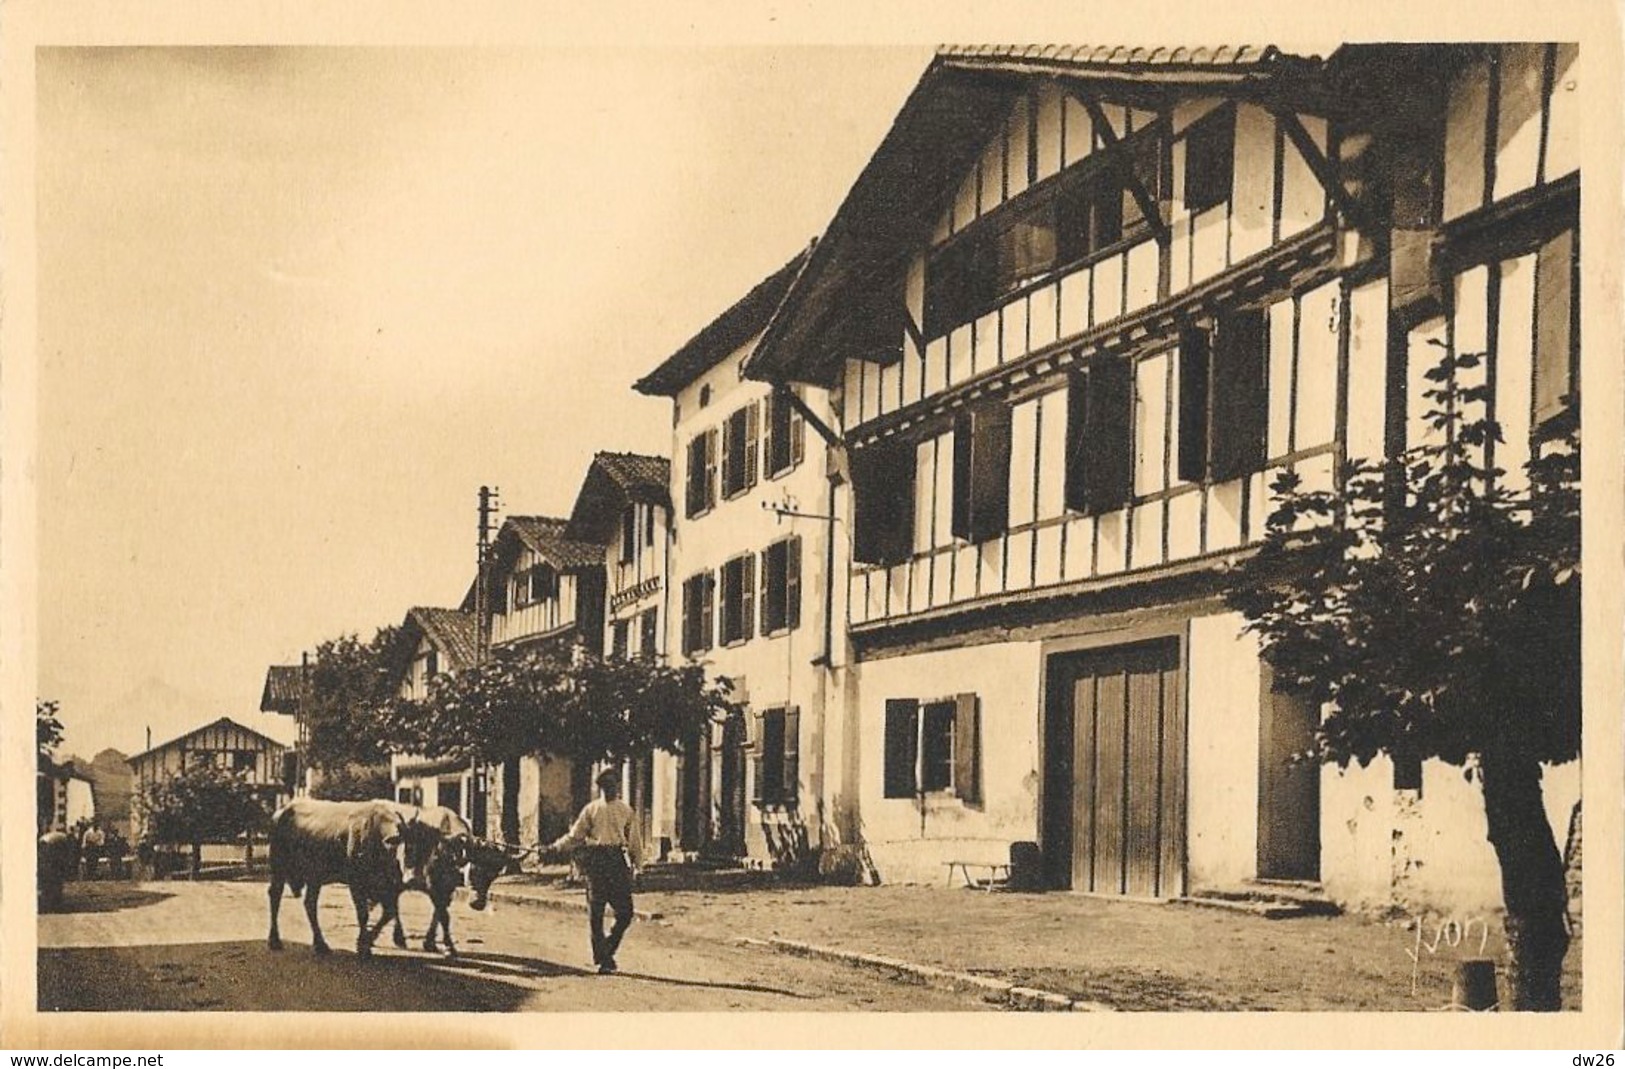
1044, 639, 1185, 897
716, 712, 748, 857
1257, 671, 1321, 880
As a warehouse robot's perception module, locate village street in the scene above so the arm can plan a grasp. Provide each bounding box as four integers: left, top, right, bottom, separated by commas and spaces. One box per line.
36, 880, 989, 1013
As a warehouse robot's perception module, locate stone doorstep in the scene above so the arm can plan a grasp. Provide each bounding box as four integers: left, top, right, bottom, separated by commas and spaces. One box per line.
738, 936, 1111, 1013
1178, 880, 1342, 919
468, 885, 666, 924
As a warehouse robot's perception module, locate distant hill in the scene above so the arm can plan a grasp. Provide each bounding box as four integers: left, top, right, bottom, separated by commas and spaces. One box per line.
84, 748, 136, 838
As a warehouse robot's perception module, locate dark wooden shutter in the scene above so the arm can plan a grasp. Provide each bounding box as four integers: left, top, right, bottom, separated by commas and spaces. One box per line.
952, 402, 1013, 543
686, 435, 707, 517
720, 412, 737, 497
953, 693, 979, 804
744, 402, 760, 489
620, 507, 636, 562
883, 699, 921, 798
1209, 309, 1268, 482
704, 429, 719, 510
700, 572, 715, 652
785, 536, 802, 631
1069, 357, 1134, 514
1534, 230, 1575, 426
789, 398, 805, 468
750, 710, 765, 805
741, 553, 756, 642
852, 438, 916, 565
1177, 326, 1212, 483
783, 706, 800, 804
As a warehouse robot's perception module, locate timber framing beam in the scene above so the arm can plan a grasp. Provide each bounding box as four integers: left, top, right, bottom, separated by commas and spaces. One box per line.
1070, 89, 1171, 245
775, 381, 844, 449
1271, 107, 1380, 242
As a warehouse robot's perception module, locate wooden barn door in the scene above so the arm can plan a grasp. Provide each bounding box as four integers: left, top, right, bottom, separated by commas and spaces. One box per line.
1044, 639, 1185, 897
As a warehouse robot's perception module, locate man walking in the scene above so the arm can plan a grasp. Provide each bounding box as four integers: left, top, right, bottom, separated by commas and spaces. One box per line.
547, 769, 643, 974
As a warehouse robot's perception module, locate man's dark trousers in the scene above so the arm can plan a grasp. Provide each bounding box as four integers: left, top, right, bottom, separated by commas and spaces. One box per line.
578, 845, 634, 967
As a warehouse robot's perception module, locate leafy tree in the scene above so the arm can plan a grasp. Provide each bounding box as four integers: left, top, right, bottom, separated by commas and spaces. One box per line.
37, 699, 64, 757
309, 763, 394, 802
134, 763, 274, 876
302, 628, 400, 772
37, 699, 67, 832
381, 647, 736, 840
1226, 347, 1580, 1010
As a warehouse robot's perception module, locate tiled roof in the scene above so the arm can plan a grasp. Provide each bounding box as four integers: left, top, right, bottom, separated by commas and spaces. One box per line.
127, 716, 286, 765
935, 44, 1300, 68
405, 607, 481, 673
260, 665, 304, 713
505, 515, 605, 571
566, 452, 673, 543
634, 249, 812, 397
593, 451, 670, 496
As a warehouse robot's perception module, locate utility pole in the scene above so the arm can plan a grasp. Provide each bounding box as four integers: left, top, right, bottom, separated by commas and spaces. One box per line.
474, 485, 501, 664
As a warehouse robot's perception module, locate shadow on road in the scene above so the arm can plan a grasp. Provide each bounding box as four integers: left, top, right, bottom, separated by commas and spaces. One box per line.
609, 970, 814, 1000
39, 940, 539, 1012
435, 951, 813, 1000
46, 885, 176, 914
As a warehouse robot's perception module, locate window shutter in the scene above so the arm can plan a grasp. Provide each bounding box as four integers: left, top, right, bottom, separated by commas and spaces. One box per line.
681, 577, 697, 655
621, 507, 636, 563
785, 536, 802, 631
790, 399, 805, 468
720, 414, 736, 497
1534, 230, 1575, 426
1177, 326, 1213, 483
953, 693, 980, 805
783, 706, 800, 804
953, 402, 1013, 542
744, 402, 760, 489
700, 573, 715, 652
1064, 369, 1090, 512
704, 428, 719, 510
750, 709, 765, 805
1075, 357, 1134, 514
852, 438, 916, 565
1209, 309, 1268, 482
741, 553, 756, 642
883, 699, 921, 798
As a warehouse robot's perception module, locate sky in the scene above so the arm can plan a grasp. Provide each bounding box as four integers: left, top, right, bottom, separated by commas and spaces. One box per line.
36, 45, 934, 759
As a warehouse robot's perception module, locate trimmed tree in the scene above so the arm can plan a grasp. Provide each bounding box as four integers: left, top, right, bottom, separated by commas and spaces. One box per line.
380, 647, 736, 841
1225, 348, 1580, 1010
134, 763, 274, 876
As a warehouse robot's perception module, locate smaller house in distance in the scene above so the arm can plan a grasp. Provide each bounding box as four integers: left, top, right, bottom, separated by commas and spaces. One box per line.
37, 755, 96, 834
259, 664, 307, 793
385, 606, 486, 832
126, 716, 291, 841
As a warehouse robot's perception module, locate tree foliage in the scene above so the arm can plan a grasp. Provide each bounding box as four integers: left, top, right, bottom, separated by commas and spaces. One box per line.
1226, 347, 1580, 773
134, 762, 273, 847
309, 763, 395, 802
380, 646, 736, 767
302, 628, 400, 771
37, 699, 64, 758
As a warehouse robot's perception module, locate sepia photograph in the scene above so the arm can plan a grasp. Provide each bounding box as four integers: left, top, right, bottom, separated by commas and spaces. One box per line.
7, 5, 1623, 1051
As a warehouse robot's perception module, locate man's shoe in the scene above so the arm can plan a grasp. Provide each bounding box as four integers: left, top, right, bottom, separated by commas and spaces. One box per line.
600, 958, 618, 974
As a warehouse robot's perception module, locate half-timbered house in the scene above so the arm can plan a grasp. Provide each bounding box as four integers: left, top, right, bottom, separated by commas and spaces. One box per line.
565, 451, 673, 852
635, 249, 843, 869
744, 44, 1581, 912
385, 606, 487, 832
126, 717, 291, 840
477, 514, 607, 846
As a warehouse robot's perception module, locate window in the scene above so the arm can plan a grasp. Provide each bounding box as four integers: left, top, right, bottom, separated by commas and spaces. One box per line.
951, 402, 1013, 543
1063, 357, 1134, 514
719, 553, 756, 646
685, 430, 718, 517
437, 779, 462, 812
720, 404, 760, 499
761, 536, 802, 634
680, 572, 714, 656
425, 650, 440, 679
1176, 309, 1269, 483
1183, 106, 1234, 214
851, 437, 916, 565
882, 695, 981, 802
752, 707, 800, 807
1533, 229, 1578, 429
611, 619, 630, 660
644, 502, 657, 547
639, 608, 659, 659
766, 388, 806, 477
514, 565, 556, 608
620, 506, 637, 563
232, 750, 257, 773
924, 126, 1162, 339
699, 384, 712, 409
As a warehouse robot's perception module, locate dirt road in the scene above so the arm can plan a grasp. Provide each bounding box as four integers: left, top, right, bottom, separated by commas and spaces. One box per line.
37, 880, 990, 1012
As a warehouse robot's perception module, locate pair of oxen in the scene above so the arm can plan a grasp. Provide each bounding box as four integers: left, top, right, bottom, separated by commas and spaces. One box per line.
266, 797, 522, 959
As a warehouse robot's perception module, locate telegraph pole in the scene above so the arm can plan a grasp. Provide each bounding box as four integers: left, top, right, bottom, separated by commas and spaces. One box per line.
475, 484, 501, 664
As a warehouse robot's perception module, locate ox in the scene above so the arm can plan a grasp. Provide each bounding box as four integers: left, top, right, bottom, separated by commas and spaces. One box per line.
266, 798, 439, 958
389, 805, 521, 957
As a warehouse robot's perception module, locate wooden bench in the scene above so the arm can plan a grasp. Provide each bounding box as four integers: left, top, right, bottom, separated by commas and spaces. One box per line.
944, 860, 1010, 892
